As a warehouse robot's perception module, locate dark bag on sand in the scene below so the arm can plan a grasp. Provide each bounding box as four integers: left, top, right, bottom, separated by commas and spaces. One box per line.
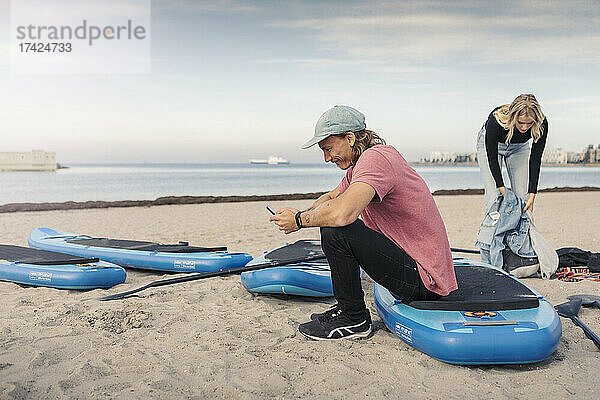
557, 247, 600, 272
502, 248, 540, 278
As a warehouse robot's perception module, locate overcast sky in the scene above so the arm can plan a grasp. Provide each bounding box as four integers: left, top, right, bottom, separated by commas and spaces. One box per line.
0, 0, 598, 163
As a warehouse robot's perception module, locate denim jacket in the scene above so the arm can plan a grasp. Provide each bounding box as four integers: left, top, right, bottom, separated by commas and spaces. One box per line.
475, 189, 536, 267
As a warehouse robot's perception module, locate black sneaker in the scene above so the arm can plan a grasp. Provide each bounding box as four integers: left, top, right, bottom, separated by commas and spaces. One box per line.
310, 303, 340, 320
299, 309, 372, 340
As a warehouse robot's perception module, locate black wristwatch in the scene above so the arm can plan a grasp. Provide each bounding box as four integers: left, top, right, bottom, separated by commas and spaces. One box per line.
295, 211, 303, 229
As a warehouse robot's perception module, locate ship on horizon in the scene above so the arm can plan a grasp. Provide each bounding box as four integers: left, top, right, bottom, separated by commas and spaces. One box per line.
249, 156, 290, 165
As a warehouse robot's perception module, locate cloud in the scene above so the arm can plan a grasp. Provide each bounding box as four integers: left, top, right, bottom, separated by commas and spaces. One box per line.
256, 58, 363, 66
546, 95, 600, 106
254, 57, 440, 75
154, 0, 260, 14
265, 2, 600, 67
10, 0, 151, 21
545, 95, 600, 123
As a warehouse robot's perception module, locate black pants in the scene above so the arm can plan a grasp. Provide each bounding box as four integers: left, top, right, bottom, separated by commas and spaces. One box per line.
321, 219, 440, 320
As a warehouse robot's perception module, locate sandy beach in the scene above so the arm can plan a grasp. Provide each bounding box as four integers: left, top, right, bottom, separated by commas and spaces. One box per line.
1, 192, 599, 399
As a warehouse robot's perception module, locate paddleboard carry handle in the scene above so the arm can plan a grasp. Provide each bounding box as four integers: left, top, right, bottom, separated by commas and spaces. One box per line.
463, 321, 518, 326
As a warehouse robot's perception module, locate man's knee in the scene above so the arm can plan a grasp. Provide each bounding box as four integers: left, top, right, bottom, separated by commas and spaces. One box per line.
320, 226, 341, 246
320, 220, 363, 246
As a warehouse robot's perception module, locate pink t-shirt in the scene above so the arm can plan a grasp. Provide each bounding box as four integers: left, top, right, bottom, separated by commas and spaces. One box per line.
336, 145, 457, 296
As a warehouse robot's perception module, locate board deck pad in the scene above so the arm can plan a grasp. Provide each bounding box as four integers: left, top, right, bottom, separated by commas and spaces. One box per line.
407, 265, 539, 311
264, 240, 325, 261
66, 238, 227, 253
0, 245, 99, 266
241, 240, 332, 297
30, 228, 253, 273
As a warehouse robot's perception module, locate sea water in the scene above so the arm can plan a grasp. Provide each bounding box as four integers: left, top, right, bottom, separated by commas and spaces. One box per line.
1, 163, 599, 205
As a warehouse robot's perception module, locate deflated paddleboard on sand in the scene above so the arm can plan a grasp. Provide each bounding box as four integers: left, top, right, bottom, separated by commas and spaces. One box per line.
241, 240, 335, 297
29, 227, 252, 273
0, 244, 125, 289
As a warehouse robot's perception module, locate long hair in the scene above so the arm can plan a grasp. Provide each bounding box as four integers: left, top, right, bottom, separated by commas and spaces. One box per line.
494, 94, 545, 144
339, 130, 386, 164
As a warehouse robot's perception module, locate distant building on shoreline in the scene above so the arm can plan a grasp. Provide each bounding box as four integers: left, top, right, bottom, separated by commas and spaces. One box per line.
422, 151, 477, 164
542, 148, 568, 164
583, 144, 600, 163
547, 144, 600, 164
249, 156, 290, 165
422, 144, 600, 165
0, 150, 57, 171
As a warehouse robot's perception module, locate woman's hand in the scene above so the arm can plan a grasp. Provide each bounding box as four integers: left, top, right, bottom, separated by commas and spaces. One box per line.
498, 186, 506, 196
523, 193, 536, 213
269, 208, 300, 234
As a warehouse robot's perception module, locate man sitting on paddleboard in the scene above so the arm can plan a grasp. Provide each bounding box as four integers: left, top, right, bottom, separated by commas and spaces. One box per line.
270, 105, 458, 340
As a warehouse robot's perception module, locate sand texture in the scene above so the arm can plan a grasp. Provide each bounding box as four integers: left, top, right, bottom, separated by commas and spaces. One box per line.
0, 192, 599, 399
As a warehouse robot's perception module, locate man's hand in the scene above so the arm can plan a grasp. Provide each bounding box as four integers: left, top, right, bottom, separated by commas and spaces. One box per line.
269, 208, 300, 234
499, 186, 506, 196
268, 182, 375, 234
523, 193, 536, 213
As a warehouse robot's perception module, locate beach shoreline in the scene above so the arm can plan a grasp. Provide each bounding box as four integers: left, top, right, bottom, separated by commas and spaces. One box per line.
1, 186, 599, 214
410, 162, 600, 167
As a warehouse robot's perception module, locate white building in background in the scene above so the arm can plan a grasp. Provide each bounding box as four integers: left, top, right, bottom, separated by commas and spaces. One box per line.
427, 151, 477, 164
542, 148, 568, 164
429, 151, 454, 163
249, 155, 290, 165
583, 144, 600, 163
567, 151, 583, 163
0, 150, 57, 171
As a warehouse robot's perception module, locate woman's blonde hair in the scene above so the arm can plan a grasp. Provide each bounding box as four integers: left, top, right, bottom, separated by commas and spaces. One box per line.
341, 130, 386, 164
494, 94, 546, 144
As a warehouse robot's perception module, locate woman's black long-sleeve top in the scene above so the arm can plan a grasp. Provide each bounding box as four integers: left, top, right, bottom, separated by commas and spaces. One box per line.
485, 108, 548, 193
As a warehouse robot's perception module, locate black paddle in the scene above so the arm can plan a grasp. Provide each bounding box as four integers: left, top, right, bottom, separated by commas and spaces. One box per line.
568, 294, 600, 309
555, 299, 600, 350
95, 254, 327, 301
95, 244, 480, 301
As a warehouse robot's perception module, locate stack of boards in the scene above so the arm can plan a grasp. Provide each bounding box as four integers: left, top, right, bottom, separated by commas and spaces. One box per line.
0, 245, 125, 289
29, 227, 252, 273
8, 230, 562, 364
242, 241, 562, 365
241, 240, 333, 297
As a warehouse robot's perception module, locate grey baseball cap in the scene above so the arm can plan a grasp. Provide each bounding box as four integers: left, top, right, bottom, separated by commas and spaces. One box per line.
301, 105, 366, 149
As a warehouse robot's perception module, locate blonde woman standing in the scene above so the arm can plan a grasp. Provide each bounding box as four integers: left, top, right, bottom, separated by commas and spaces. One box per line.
476, 94, 548, 259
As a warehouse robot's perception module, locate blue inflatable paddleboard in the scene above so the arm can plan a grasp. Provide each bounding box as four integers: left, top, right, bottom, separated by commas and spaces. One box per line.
241, 240, 334, 297
29, 228, 252, 273
0, 245, 125, 289
374, 256, 562, 365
